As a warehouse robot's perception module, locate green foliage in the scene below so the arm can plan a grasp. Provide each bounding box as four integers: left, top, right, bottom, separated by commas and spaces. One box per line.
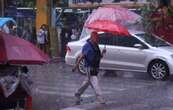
141, 7, 153, 32
168, 6, 173, 16
58, 0, 69, 7
17, 0, 36, 7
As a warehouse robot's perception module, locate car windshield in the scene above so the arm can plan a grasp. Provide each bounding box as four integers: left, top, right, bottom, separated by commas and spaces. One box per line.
136, 33, 170, 47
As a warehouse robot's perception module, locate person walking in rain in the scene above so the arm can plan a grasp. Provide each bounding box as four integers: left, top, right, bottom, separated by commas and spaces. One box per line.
22, 27, 32, 42
72, 31, 106, 105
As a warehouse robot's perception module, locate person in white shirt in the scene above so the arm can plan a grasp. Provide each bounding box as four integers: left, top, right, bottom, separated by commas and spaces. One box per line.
37, 24, 48, 52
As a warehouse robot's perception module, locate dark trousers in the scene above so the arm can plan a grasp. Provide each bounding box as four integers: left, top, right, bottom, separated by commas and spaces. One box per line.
38, 44, 46, 53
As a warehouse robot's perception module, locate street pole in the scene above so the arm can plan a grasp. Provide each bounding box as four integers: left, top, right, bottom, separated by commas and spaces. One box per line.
48, 0, 59, 58
36, 0, 59, 58
0, 0, 4, 17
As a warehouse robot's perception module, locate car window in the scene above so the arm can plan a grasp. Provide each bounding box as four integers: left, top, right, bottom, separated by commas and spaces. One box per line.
99, 33, 116, 46
117, 36, 143, 47
136, 33, 170, 47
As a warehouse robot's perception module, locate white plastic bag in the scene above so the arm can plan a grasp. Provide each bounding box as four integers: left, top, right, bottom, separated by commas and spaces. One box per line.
0, 76, 19, 98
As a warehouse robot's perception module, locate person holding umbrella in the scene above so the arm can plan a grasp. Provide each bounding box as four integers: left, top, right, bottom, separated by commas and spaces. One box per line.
72, 31, 106, 105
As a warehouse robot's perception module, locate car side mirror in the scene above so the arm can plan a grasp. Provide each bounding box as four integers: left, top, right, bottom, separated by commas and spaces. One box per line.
134, 44, 143, 49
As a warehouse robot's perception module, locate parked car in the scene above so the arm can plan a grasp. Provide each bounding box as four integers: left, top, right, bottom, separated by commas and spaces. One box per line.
65, 30, 173, 80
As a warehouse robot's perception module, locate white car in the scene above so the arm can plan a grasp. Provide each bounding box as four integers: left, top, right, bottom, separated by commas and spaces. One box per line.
65, 30, 173, 80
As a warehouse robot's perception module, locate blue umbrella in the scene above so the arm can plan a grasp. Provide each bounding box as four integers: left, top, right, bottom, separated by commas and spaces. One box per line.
0, 17, 16, 27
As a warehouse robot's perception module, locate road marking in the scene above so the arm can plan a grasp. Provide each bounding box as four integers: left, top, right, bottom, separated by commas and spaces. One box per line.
155, 107, 173, 110
35, 82, 154, 89
35, 81, 81, 87
34, 78, 157, 99
36, 85, 113, 96
102, 87, 126, 91
36, 83, 126, 95
61, 100, 118, 110
37, 85, 77, 92
36, 88, 93, 97
34, 80, 155, 96
61, 108, 85, 110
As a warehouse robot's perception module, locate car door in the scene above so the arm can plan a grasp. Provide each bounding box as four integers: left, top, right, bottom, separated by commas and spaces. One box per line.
98, 33, 120, 70
114, 36, 148, 71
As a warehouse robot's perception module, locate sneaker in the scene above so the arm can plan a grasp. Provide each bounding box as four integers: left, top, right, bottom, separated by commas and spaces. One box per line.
75, 93, 81, 105
96, 96, 106, 104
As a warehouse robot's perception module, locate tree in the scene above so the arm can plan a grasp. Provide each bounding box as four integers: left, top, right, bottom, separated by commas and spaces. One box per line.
17, 0, 36, 7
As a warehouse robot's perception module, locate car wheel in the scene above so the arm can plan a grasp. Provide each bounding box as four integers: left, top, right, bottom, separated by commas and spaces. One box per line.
148, 61, 169, 80
77, 58, 87, 75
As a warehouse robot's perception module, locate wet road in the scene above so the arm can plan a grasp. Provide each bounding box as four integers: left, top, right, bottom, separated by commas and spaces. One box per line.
30, 62, 173, 110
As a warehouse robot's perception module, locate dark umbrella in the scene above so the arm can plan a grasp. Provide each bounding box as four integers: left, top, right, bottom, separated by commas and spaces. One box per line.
0, 31, 50, 65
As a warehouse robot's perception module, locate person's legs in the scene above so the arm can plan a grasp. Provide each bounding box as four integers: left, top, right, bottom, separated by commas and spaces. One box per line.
43, 44, 47, 53
90, 75, 105, 104
75, 78, 90, 96
75, 78, 90, 104
61, 43, 66, 58
90, 76, 102, 96
75, 68, 90, 104
38, 44, 44, 50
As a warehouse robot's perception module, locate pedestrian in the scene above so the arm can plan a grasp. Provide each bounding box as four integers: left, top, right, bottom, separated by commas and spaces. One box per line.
22, 27, 32, 42
70, 29, 79, 41
60, 27, 71, 59
17, 26, 23, 38
37, 24, 48, 53
31, 26, 37, 44
72, 31, 106, 105
11, 25, 17, 36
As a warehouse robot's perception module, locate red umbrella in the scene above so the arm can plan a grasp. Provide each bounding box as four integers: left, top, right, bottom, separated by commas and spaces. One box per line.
0, 31, 50, 65
80, 6, 142, 39
85, 20, 130, 36
85, 7, 141, 28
